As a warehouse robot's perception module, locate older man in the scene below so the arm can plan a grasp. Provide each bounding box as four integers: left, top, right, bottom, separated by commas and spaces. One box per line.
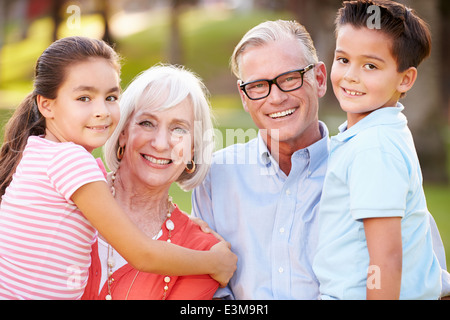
192, 19, 449, 299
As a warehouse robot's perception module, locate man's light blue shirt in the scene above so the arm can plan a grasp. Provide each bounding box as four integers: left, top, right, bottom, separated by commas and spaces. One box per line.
313, 104, 442, 300
192, 122, 329, 299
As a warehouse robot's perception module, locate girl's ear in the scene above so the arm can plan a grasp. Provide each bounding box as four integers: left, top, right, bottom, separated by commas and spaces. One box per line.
36, 95, 54, 119
397, 67, 418, 94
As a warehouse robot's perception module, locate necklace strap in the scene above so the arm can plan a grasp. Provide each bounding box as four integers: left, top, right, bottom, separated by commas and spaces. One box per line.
106, 172, 175, 300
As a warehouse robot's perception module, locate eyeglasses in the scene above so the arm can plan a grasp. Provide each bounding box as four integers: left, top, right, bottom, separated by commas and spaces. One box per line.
239, 64, 315, 100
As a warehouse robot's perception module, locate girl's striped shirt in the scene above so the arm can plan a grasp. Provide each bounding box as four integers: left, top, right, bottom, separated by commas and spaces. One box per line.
0, 136, 106, 299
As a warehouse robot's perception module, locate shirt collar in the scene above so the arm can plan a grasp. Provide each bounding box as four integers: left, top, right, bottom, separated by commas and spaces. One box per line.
307, 121, 330, 173
335, 103, 407, 142
257, 121, 330, 175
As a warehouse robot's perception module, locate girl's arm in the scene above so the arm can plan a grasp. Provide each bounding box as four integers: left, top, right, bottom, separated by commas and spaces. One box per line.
72, 181, 237, 287
364, 217, 402, 300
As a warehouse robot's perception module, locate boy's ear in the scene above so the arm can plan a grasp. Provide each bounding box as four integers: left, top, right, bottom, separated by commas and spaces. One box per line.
36, 94, 54, 118
397, 67, 418, 94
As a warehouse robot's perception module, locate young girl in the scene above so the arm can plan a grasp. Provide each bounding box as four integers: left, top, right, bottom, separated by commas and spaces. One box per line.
0, 36, 236, 300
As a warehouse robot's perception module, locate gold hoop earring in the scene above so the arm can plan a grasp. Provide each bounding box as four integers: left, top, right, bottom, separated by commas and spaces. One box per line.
185, 160, 196, 174
117, 145, 125, 160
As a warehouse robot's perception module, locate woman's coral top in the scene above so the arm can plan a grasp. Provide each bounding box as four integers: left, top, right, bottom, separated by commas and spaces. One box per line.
81, 205, 219, 300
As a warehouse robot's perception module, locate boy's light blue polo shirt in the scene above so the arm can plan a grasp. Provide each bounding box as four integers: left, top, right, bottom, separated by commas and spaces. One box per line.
313, 104, 441, 300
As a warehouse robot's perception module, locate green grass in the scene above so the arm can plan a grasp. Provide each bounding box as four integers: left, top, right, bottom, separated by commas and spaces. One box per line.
425, 184, 450, 267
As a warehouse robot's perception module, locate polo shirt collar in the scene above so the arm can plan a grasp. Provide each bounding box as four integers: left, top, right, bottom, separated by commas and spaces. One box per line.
335, 103, 407, 142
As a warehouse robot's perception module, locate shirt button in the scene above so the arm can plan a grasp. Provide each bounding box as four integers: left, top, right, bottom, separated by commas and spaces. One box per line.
279, 227, 285, 233
278, 267, 284, 273
285, 189, 291, 195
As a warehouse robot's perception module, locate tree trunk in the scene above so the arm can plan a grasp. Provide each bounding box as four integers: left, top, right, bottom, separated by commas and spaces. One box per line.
168, 0, 183, 65
400, 0, 447, 182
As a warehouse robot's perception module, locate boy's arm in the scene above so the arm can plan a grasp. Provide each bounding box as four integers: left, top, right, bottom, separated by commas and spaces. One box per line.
364, 217, 402, 300
72, 181, 237, 287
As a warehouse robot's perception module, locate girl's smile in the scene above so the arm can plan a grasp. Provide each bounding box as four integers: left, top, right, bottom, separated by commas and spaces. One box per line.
39, 57, 120, 152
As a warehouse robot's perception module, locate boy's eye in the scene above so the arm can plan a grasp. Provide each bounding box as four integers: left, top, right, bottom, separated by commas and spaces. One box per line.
337, 57, 349, 64
364, 64, 377, 70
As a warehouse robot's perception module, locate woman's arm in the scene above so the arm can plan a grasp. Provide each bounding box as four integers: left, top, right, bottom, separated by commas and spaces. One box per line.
72, 181, 237, 287
364, 217, 402, 300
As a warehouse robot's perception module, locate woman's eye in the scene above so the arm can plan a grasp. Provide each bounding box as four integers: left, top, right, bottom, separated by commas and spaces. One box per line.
173, 127, 189, 135
139, 120, 154, 128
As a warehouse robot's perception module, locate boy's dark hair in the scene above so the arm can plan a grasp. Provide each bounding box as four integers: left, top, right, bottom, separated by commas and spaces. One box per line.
335, 0, 431, 72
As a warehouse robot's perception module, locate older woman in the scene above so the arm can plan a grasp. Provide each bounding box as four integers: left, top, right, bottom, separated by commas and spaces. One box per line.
82, 64, 220, 300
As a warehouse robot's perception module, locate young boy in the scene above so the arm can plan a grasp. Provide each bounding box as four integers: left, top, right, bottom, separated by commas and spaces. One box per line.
313, 0, 441, 299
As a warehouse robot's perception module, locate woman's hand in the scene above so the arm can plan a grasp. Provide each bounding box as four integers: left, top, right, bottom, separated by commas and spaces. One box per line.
208, 241, 237, 287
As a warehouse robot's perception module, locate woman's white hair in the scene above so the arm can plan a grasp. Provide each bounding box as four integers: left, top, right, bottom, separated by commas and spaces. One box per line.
104, 63, 214, 191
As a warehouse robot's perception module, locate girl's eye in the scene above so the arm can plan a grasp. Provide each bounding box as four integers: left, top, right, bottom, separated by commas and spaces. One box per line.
78, 96, 91, 102
106, 95, 118, 102
337, 57, 349, 64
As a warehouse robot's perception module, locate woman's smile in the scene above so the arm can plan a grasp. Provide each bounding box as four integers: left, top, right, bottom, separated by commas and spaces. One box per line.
142, 154, 173, 166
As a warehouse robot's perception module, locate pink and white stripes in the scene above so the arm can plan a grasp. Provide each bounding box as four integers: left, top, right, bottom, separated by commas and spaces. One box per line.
0, 136, 106, 299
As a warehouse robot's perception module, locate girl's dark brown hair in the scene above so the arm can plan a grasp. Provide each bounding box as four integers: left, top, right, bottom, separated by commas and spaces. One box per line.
336, 0, 431, 72
0, 36, 121, 200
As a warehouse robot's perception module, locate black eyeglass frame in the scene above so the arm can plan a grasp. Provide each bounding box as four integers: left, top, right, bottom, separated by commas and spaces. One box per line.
239, 64, 315, 100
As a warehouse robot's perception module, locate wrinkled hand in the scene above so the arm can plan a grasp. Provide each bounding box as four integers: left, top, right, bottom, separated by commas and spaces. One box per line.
209, 241, 237, 287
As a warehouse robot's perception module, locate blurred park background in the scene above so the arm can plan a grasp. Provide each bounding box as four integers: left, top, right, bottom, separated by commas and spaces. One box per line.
0, 0, 449, 265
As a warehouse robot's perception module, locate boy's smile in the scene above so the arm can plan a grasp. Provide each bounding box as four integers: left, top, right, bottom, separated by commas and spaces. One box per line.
331, 25, 416, 128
